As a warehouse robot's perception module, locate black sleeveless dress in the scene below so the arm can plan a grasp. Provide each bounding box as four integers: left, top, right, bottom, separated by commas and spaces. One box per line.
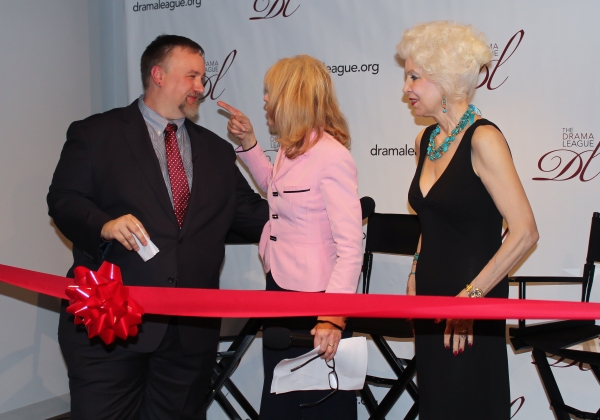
408, 119, 510, 419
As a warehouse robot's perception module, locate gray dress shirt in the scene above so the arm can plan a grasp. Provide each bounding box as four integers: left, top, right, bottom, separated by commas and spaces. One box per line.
138, 95, 193, 207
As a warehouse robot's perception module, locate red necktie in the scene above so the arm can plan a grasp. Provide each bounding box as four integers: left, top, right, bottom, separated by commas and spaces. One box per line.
164, 123, 190, 228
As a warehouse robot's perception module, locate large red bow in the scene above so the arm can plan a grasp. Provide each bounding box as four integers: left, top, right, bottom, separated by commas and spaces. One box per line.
65, 262, 144, 345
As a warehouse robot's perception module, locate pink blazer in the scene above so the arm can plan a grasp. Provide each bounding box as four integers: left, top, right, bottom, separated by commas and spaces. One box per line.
236, 133, 363, 293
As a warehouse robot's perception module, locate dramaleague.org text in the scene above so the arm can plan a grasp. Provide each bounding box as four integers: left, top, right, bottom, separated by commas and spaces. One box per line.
132, 0, 202, 12
326, 63, 379, 76
371, 144, 415, 156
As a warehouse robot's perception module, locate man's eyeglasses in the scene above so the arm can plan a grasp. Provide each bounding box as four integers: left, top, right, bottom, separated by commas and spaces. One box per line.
290, 352, 339, 408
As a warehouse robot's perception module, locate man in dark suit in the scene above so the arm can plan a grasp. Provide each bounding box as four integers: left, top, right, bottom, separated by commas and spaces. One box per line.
47, 35, 268, 420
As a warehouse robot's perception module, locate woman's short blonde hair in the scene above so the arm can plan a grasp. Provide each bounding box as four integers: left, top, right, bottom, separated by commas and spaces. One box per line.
264, 55, 350, 159
397, 21, 492, 103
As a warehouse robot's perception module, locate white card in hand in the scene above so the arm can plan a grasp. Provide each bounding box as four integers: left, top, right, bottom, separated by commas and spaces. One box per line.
132, 230, 159, 262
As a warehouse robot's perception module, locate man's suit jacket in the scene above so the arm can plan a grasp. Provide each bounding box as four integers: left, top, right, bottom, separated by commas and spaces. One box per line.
48, 99, 268, 354
236, 133, 363, 294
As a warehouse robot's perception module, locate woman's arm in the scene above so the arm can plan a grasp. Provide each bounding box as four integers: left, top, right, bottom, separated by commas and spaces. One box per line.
406, 235, 421, 296
444, 124, 538, 354
312, 145, 363, 361
218, 101, 273, 192
464, 125, 539, 296
218, 101, 257, 150
320, 148, 363, 294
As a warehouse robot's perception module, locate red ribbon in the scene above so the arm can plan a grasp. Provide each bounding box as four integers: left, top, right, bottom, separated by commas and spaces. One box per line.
65, 263, 144, 344
0, 263, 599, 322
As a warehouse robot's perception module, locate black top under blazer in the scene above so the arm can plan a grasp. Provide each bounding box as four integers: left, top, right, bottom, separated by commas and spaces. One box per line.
48, 99, 268, 354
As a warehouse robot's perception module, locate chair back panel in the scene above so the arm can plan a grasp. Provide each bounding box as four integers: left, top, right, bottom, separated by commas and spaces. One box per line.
585, 212, 600, 264
365, 213, 421, 256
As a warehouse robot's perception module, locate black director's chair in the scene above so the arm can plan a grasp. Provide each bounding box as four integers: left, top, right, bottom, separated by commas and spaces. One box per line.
203, 230, 261, 420
351, 212, 421, 420
205, 317, 262, 419
509, 212, 600, 420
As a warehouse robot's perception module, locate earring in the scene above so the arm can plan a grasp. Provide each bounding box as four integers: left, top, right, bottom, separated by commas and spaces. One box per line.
442, 96, 447, 113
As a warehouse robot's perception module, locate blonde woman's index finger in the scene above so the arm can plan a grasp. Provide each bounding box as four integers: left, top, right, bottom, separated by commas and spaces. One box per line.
216, 101, 241, 115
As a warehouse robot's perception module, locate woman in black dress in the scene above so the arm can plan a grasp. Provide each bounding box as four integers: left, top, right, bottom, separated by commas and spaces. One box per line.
397, 21, 539, 419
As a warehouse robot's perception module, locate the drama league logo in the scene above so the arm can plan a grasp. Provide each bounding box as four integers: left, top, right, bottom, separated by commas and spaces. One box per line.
477, 30, 525, 91
533, 127, 598, 182
250, 0, 299, 20
372, 30, 525, 158
201, 50, 237, 101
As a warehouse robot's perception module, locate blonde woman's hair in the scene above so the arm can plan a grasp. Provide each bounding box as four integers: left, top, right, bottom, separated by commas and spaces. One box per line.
264, 55, 350, 159
396, 21, 492, 103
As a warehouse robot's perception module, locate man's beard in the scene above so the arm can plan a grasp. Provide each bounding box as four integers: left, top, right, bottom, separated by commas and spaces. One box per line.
179, 94, 200, 119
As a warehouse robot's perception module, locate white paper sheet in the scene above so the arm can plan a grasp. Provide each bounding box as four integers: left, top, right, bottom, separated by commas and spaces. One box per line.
132, 229, 159, 262
271, 336, 368, 394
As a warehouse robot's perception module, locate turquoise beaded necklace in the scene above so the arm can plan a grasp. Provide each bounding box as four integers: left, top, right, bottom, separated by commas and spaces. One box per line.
426, 104, 481, 161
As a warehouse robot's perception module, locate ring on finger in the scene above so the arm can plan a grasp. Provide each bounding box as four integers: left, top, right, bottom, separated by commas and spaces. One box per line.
328, 342, 334, 347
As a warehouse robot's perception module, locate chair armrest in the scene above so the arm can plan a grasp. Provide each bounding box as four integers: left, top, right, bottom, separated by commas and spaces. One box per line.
509, 320, 598, 352
510, 275, 590, 329
509, 320, 595, 338
509, 276, 585, 284
509, 276, 587, 315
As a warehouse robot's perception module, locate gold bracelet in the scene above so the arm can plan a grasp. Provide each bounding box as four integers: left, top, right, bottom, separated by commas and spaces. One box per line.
465, 283, 484, 298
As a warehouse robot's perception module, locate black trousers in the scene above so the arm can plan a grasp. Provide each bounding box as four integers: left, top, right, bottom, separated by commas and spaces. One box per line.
259, 272, 357, 420
60, 318, 217, 420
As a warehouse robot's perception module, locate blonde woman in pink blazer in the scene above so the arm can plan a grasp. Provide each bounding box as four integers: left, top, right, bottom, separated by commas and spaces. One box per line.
218, 55, 362, 419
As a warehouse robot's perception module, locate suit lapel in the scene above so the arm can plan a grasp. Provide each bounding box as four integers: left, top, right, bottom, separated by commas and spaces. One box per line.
122, 100, 178, 226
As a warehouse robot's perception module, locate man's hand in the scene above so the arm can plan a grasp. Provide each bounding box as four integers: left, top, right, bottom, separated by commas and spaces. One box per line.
101, 215, 149, 251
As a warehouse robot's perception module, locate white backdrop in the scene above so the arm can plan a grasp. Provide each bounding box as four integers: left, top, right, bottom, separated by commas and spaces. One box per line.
124, 1, 600, 418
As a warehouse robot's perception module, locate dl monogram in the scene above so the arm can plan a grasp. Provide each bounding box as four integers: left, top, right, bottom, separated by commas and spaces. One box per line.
534, 142, 600, 182
201, 50, 237, 101
477, 30, 525, 91
250, 0, 300, 20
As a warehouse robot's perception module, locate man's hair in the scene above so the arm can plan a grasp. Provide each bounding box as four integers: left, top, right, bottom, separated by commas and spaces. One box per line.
140, 34, 204, 90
